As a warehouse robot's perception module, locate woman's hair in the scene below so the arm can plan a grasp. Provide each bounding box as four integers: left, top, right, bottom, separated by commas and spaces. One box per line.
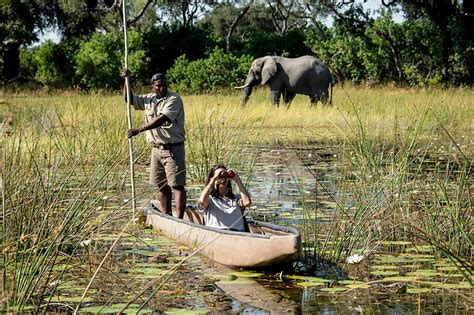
205, 164, 234, 199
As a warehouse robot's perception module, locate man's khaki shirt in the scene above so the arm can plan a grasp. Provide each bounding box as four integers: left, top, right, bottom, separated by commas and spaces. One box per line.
132, 92, 185, 145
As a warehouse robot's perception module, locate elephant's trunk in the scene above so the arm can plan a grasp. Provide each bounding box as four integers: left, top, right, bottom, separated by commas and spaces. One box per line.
241, 86, 253, 106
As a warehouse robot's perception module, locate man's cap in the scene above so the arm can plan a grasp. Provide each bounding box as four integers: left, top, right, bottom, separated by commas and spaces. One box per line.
151, 73, 166, 82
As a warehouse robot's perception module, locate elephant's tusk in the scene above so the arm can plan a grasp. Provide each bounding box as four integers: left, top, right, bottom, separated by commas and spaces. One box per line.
234, 83, 251, 89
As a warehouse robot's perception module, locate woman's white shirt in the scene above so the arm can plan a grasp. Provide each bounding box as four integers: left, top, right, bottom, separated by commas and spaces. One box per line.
199, 195, 245, 231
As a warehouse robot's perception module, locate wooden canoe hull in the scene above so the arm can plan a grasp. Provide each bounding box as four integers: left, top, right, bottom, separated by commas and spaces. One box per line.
145, 205, 301, 268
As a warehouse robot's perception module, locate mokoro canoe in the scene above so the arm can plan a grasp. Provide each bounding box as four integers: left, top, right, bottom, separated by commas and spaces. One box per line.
144, 201, 301, 268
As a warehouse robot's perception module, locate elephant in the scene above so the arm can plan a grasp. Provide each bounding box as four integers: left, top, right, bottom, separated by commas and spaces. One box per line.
236, 55, 332, 107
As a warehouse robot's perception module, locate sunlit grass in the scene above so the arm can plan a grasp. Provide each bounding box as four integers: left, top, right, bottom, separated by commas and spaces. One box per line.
1, 85, 472, 309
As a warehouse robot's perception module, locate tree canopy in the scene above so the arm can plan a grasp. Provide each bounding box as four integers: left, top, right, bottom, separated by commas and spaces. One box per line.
1, 0, 472, 88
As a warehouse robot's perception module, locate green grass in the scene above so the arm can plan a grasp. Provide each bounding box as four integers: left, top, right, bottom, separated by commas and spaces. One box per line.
1, 85, 472, 309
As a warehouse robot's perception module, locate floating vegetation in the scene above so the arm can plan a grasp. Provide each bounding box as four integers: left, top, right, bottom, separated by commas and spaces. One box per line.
80, 304, 153, 314
50, 296, 94, 303
284, 275, 331, 283
297, 281, 327, 287
406, 270, 439, 279
405, 288, 431, 294
371, 270, 400, 277
319, 287, 348, 293
164, 308, 209, 315
229, 271, 263, 278
381, 241, 412, 246
371, 265, 399, 270
215, 278, 255, 285
3, 89, 472, 312
406, 245, 436, 253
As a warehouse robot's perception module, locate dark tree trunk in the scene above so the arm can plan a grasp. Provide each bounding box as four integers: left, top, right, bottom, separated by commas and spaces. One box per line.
1, 42, 20, 83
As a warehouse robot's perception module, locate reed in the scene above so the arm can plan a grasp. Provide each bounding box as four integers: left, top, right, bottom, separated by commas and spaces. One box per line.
1, 94, 136, 311
1, 85, 472, 309
294, 91, 472, 281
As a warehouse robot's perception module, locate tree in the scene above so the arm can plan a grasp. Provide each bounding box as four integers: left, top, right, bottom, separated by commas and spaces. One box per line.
0, 0, 55, 82
266, 0, 308, 35
388, 0, 474, 82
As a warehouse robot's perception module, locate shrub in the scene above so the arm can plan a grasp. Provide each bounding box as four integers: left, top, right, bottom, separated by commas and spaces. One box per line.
19, 46, 38, 81
167, 48, 252, 94
74, 31, 146, 90
34, 40, 62, 87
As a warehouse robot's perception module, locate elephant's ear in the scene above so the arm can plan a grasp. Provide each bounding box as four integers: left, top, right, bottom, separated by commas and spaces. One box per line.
261, 57, 277, 85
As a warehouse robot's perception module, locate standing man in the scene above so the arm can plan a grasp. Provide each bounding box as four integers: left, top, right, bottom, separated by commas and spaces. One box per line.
123, 69, 186, 219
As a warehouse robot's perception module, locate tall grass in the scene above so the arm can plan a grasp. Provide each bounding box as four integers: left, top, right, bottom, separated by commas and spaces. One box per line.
1, 85, 472, 309
292, 88, 472, 281
1, 93, 136, 311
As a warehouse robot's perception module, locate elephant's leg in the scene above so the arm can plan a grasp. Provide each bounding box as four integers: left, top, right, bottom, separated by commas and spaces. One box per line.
309, 95, 319, 107
270, 90, 281, 107
320, 90, 329, 105
283, 91, 295, 107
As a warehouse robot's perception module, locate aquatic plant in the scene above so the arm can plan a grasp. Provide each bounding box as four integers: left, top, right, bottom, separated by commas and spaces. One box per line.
293, 89, 472, 283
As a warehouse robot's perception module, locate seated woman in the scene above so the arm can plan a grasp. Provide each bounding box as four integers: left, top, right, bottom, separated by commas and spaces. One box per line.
198, 164, 251, 232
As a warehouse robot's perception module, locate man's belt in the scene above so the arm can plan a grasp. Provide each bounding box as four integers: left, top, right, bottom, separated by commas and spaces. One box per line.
152, 142, 183, 150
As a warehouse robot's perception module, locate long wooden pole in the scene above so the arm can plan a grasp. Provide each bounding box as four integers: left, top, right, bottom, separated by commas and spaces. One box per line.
122, 0, 137, 215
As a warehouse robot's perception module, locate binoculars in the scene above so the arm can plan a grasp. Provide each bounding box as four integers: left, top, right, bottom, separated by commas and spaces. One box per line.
219, 170, 235, 178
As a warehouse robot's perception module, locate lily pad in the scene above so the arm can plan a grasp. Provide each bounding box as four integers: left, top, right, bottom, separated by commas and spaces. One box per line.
296, 281, 326, 287
346, 283, 370, 289
284, 275, 331, 282
52, 264, 71, 271
216, 279, 254, 285
338, 280, 364, 285
80, 304, 152, 314
406, 288, 431, 294
383, 276, 419, 282
229, 271, 263, 278
204, 273, 233, 280
438, 273, 464, 278
319, 287, 347, 293
381, 241, 412, 245
407, 269, 438, 277
371, 270, 399, 276
437, 266, 459, 271
399, 264, 424, 269
164, 308, 208, 315
406, 245, 435, 253
426, 282, 473, 289
52, 296, 93, 303
338, 279, 370, 288
371, 265, 398, 270
131, 267, 165, 275
373, 255, 412, 264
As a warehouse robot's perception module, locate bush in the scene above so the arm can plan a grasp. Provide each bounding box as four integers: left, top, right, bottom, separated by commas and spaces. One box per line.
167, 48, 252, 94
143, 24, 217, 81
243, 28, 312, 58
34, 40, 62, 87
19, 46, 38, 81
74, 31, 146, 90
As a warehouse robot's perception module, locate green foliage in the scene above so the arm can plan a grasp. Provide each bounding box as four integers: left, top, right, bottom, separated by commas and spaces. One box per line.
243, 29, 312, 58
306, 26, 367, 83
400, 17, 443, 86
74, 31, 147, 90
34, 40, 62, 86
19, 46, 37, 80
142, 24, 217, 82
167, 48, 252, 94
6, 3, 474, 88
305, 12, 473, 86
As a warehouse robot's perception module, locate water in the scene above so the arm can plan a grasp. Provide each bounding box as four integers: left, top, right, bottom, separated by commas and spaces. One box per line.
19, 144, 471, 314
